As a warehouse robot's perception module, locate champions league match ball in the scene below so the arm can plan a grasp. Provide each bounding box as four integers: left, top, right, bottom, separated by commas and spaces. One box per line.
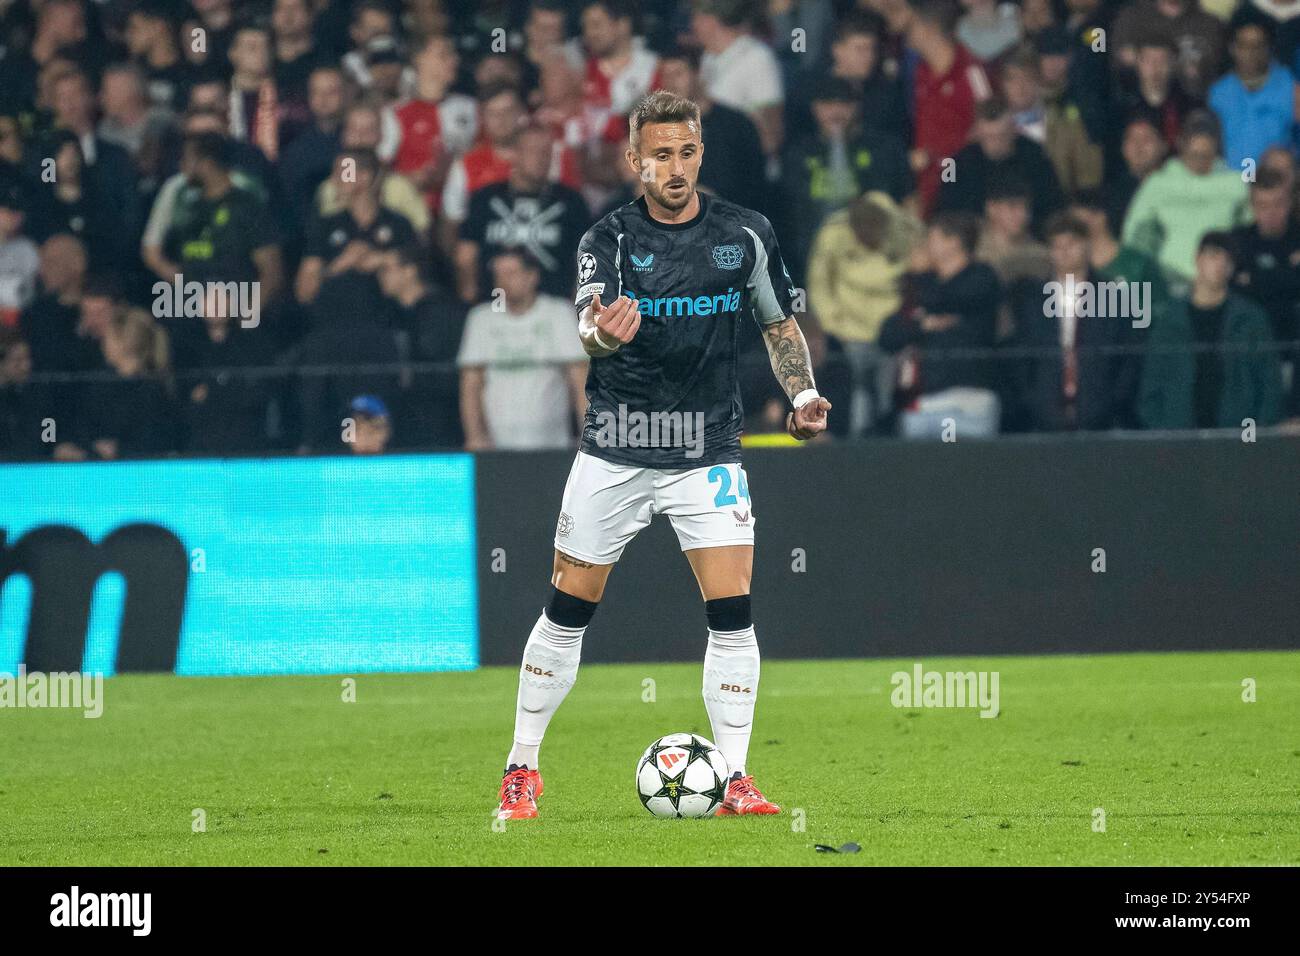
635, 733, 730, 818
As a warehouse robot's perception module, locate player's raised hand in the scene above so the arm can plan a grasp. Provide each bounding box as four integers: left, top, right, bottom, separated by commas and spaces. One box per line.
592, 293, 641, 347
786, 396, 832, 441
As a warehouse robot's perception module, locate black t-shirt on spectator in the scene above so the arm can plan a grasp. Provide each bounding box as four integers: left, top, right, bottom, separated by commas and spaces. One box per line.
402, 289, 465, 448
75, 376, 179, 456
178, 325, 276, 454
698, 103, 768, 216
938, 138, 1065, 232
304, 206, 418, 265
141, 61, 196, 114
1189, 301, 1227, 429
304, 206, 418, 319
881, 262, 1002, 394
460, 181, 590, 301
1231, 219, 1300, 344
164, 184, 276, 286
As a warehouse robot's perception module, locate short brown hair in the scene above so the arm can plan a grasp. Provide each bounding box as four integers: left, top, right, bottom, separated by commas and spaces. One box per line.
628, 90, 702, 150
1044, 211, 1089, 242
929, 211, 981, 255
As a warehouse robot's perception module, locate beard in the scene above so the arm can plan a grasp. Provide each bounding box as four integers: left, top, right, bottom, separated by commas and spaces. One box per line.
645, 176, 694, 212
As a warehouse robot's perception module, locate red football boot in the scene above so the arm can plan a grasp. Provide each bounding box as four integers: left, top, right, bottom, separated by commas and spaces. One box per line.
715, 774, 780, 816
496, 766, 543, 820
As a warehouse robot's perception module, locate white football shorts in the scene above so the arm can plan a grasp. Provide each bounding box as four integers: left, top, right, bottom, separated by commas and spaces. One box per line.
553, 451, 756, 564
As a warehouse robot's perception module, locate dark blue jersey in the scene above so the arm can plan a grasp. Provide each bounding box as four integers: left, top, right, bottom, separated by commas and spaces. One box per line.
573, 193, 797, 468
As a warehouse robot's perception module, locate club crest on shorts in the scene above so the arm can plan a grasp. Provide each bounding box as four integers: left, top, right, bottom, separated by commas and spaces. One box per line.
557, 512, 574, 537
577, 252, 596, 284
712, 244, 743, 269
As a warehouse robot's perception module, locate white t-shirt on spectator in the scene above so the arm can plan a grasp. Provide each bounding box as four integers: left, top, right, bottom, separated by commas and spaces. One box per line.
700, 34, 784, 115
0, 236, 39, 322
457, 292, 587, 449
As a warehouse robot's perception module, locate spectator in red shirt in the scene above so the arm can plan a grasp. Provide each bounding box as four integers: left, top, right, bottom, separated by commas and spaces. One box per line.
440, 83, 527, 251
578, 0, 662, 120
393, 36, 479, 216
906, 0, 992, 216
440, 82, 582, 253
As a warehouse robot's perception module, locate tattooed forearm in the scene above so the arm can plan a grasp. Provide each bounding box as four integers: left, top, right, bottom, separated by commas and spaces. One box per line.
761, 317, 816, 400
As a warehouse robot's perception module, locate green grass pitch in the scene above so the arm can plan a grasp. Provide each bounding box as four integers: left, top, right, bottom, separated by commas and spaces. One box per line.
1, 651, 1296, 866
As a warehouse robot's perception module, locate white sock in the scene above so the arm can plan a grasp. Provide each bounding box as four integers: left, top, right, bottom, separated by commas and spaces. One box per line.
506, 612, 584, 770
702, 625, 760, 777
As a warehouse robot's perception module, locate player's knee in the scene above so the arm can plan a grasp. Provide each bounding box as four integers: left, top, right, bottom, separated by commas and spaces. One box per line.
545, 587, 599, 629
705, 594, 751, 633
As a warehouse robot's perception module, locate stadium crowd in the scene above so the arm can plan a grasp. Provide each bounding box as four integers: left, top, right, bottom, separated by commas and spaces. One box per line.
0, 0, 1297, 458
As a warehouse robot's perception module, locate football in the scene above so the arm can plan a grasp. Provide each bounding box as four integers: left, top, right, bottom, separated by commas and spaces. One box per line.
635, 733, 730, 818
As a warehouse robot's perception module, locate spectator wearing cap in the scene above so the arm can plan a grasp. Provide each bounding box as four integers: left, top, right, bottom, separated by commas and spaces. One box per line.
937, 96, 1065, 234
315, 103, 430, 238
341, 2, 410, 95
124, 1, 194, 115
364, 34, 407, 108
456, 124, 590, 304
957, 0, 1023, 64
343, 394, 392, 455
779, 74, 912, 286
393, 36, 478, 218
806, 191, 921, 437
1000, 46, 1103, 196
1008, 213, 1144, 433
1114, 0, 1225, 100
1103, 114, 1168, 232
457, 247, 587, 451
1122, 111, 1251, 288
291, 265, 403, 453
692, 0, 785, 159
0, 185, 39, 329
378, 246, 465, 448
1208, 19, 1299, 171
906, 0, 994, 216
1140, 231, 1283, 429
784, 10, 910, 146
880, 212, 1004, 439
652, 46, 766, 216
